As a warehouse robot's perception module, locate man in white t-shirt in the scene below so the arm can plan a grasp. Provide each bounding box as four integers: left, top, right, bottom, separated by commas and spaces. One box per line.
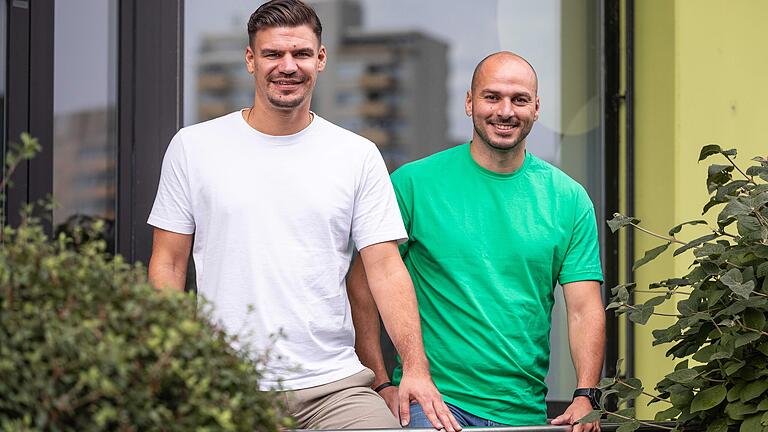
147, 0, 460, 430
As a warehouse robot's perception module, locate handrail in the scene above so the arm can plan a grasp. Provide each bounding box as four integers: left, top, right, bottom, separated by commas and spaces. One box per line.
291, 422, 682, 432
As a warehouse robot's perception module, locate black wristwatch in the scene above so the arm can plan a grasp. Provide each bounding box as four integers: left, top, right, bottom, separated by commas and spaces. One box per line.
573, 388, 602, 410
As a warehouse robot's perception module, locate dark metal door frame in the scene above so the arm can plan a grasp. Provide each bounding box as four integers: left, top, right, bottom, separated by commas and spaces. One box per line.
117, 0, 184, 264
4, 0, 53, 229
3, 0, 183, 266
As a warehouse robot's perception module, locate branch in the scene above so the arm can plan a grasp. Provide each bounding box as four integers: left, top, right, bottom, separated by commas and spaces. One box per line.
616, 379, 673, 405
623, 303, 682, 318
723, 153, 756, 185
715, 229, 738, 240
629, 223, 687, 246
736, 320, 768, 337
710, 319, 723, 335
633, 290, 692, 296
604, 410, 675, 430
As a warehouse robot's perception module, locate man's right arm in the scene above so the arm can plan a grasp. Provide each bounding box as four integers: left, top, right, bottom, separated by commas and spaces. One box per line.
347, 256, 400, 415
148, 228, 193, 292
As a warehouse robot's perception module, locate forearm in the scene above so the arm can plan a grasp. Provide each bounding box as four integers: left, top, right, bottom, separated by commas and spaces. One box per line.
347, 257, 390, 385
148, 229, 192, 292
148, 260, 187, 292
362, 248, 429, 375
566, 289, 605, 387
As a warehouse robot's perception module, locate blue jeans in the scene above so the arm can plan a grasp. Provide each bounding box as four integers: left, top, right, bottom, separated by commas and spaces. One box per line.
407, 402, 507, 428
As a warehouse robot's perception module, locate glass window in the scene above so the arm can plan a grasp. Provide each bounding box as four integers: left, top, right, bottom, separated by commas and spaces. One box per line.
53, 0, 118, 249
185, 0, 604, 402
1, 0, 6, 172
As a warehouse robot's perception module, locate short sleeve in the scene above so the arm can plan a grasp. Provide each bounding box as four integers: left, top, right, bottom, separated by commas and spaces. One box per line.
558, 187, 604, 285
390, 167, 413, 258
351, 145, 407, 251
147, 132, 196, 234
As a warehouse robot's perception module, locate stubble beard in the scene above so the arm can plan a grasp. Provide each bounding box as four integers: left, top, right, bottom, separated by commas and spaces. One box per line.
267, 92, 307, 109
473, 119, 528, 155
264, 72, 311, 110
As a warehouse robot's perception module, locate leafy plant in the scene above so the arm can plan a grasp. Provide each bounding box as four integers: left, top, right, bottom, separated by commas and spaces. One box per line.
1, 136, 291, 431
580, 145, 768, 432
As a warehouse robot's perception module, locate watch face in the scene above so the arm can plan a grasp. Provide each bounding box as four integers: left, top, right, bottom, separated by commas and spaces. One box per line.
588, 388, 602, 409
574, 388, 602, 410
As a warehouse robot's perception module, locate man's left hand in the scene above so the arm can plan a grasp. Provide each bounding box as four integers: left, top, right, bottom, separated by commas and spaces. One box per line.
551, 397, 600, 432
398, 372, 462, 432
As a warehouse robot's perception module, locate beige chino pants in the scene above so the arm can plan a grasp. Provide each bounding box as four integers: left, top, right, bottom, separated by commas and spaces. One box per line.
283, 368, 400, 429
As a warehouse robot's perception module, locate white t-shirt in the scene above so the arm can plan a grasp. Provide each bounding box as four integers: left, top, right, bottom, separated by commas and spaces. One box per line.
148, 111, 406, 390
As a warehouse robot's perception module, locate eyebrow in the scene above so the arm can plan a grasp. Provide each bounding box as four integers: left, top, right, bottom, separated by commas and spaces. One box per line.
480, 89, 532, 98
260, 48, 316, 56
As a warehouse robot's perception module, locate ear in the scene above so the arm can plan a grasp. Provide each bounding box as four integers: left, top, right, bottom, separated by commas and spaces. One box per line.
245, 45, 255, 74
465, 90, 472, 116
533, 96, 540, 121
317, 45, 327, 72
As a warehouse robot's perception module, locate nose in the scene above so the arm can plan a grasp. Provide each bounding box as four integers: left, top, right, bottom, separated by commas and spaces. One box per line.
496, 99, 515, 119
277, 54, 298, 75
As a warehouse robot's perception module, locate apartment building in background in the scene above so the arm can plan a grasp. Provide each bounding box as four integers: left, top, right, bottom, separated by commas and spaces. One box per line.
196, 0, 449, 170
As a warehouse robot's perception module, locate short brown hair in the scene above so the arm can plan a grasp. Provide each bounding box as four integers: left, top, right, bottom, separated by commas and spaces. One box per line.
248, 0, 322, 46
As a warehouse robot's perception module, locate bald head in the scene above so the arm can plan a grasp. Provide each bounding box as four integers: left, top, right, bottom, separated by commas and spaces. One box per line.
470, 52, 538, 95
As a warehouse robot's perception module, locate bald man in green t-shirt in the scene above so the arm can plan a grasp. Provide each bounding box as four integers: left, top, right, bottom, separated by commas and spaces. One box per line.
347, 52, 605, 432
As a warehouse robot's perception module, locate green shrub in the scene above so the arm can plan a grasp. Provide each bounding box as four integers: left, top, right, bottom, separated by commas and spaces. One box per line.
583, 146, 768, 432
1, 135, 290, 431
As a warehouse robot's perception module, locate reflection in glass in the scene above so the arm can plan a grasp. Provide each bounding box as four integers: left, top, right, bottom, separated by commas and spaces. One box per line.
184, 0, 603, 402
53, 0, 118, 250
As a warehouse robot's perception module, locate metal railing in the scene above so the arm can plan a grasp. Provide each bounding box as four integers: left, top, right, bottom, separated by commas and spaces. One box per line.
292, 422, 683, 432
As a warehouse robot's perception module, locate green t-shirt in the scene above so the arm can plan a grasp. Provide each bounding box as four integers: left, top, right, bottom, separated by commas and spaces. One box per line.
390, 144, 603, 426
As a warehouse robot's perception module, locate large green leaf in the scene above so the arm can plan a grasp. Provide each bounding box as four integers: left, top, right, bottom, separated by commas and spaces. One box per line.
607, 213, 640, 233
690, 384, 726, 413
693, 344, 718, 363
666, 368, 700, 383
628, 303, 654, 325
699, 144, 724, 161
611, 283, 634, 302
669, 220, 709, 236
705, 418, 729, 432
756, 342, 768, 356
757, 397, 768, 410
740, 380, 768, 403
616, 420, 640, 432
577, 410, 601, 424
633, 243, 671, 270
616, 377, 644, 399
743, 308, 766, 331
707, 164, 735, 192
606, 408, 636, 423
729, 381, 748, 402
719, 199, 754, 226
654, 406, 681, 421
671, 389, 695, 407
721, 268, 756, 299
725, 360, 746, 376
739, 413, 764, 432
653, 323, 683, 345
735, 332, 761, 348
674, 233, 719, 257
725, 401, 758, 420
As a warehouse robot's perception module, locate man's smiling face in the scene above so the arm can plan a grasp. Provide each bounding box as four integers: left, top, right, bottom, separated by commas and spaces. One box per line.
466, 56, 539, 153
246, 25, 326, 111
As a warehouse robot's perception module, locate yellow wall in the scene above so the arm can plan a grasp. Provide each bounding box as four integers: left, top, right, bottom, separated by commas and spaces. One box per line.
633, 0, 768, 419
